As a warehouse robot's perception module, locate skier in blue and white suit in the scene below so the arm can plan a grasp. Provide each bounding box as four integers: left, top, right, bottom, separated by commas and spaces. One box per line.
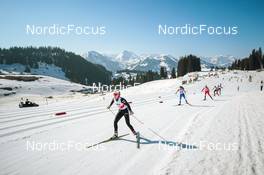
176, 86, 189, 105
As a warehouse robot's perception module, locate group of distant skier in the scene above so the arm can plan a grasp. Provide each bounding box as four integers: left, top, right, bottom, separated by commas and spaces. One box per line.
174, 83, 223, 105
213, 84, 223, 96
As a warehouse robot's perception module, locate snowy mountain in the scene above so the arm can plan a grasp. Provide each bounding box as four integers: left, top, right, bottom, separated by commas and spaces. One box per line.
84, 50, 234, 73
114, 50, 142, 70
200, 59, 216, 69
133, 54, 178, 72
201, 55, 236, 67
84, 50, 178, 72
116, 50, 140, 63
83, 51, 123, 72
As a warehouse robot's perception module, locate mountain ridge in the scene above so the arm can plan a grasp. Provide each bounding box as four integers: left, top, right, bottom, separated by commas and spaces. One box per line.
84, 50, 234, 72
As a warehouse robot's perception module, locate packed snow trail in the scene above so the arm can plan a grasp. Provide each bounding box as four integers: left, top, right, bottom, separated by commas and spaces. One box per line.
157, 92, 264, 175
0, 71, 264, 175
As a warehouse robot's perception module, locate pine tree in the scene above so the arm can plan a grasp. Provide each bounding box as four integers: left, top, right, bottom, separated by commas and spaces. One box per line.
177, 55, 201, 77
230, 47, 264, 71
171, 67, 176, 78
257, 47, 263, 70
160, 66, 167, 79
24, 66, 31, 73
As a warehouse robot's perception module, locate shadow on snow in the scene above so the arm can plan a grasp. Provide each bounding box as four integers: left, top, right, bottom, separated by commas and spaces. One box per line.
117, 136, 198, 149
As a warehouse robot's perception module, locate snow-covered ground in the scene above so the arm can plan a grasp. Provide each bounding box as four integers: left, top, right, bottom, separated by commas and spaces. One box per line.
0, 70, 264, 175
0, 63, 68, 80
0, 74, 90, 109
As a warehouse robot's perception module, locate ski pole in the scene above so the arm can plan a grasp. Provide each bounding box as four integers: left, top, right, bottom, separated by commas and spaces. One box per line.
130, 114, 144, 125
131, 114, 167, 142
108, 108, 116, 116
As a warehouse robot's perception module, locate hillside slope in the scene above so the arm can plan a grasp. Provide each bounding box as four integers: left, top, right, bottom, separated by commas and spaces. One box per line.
0, 47, 111, 84
0, 70, 263, 175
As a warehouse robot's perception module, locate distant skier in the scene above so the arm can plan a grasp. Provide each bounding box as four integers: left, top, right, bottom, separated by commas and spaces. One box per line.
218, 84, 223, 95
261, 81, 263, 91
176, 86, 189, 105
107, 91, 137, 138
201, 85, 213, 100
249, 75, 252, 82
213, 86, 219, 96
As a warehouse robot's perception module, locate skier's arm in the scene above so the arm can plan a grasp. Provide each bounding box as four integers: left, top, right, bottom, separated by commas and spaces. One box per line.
107, 98, 114, 109
121, 98, 132, 112
175, 89, 179, 94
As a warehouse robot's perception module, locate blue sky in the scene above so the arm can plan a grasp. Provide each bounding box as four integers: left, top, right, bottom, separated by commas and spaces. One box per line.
0, 0, 263, 58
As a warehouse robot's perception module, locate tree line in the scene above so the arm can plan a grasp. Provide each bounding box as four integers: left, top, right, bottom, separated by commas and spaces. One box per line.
112, 70, 160, 85
0, 46, 112, 84
230, 48, 264, 70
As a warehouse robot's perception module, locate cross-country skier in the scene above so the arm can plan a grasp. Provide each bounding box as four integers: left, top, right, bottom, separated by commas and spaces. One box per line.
107, 91, 137, 138
218, 84, 223, 95
176, 86, 189, 105
261, 81, 263, 91
213, 86, 219, 96
201, 85, 213, 100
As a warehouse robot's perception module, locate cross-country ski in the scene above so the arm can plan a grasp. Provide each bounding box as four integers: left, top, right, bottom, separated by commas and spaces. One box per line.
86, 133, 129, 149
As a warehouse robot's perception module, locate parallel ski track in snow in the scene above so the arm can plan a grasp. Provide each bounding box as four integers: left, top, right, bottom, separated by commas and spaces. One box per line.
0, 94, 176, 139
0, 94, 170, 118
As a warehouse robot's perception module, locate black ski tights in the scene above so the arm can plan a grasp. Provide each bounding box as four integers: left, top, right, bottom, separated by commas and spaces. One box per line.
114, 109, 135, 133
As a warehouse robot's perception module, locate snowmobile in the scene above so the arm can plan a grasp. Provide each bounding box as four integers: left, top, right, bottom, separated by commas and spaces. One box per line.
19, 99, 39, 108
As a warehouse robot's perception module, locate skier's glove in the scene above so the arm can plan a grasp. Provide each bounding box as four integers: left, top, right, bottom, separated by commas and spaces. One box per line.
107, 106, 110, 109
130, 111, 134, 115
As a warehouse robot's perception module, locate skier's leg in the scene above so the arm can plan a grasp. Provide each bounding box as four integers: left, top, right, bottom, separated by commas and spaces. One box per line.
114, 110, 124, 135
209, 93, 213, 100
183, 94, 188, 104
124, 113, 136, 134
179, 94, 182, 105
